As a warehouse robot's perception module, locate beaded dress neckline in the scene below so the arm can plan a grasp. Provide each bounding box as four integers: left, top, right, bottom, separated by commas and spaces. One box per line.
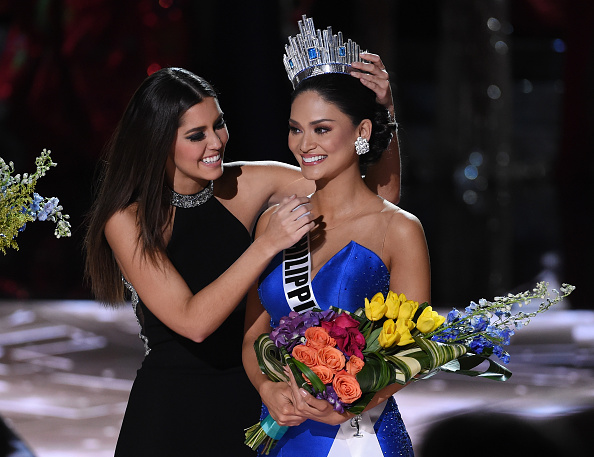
169, 181, 214, 208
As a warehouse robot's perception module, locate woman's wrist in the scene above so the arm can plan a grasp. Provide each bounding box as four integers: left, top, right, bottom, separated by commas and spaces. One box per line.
251, 235, 280, 262
256, 377, 275, 400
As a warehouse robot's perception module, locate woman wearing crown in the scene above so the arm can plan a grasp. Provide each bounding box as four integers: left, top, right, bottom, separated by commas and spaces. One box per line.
243, 17, 428, 457
84, 17, 400, 457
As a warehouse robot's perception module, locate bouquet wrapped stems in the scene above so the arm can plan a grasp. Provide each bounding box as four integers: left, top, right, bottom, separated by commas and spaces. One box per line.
244, 415, 288, 456
245, 346, 318, 454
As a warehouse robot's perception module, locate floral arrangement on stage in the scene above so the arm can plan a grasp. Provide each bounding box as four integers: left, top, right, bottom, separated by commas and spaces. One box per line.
245, 281, 575, 454
1, 149, 71, 254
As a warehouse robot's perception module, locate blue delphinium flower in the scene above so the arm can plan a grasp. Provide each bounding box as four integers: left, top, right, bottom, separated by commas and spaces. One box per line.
29, 193, 43, 214
37, 197, 59, 221
470, 315, 489, 332
465, 301, 479, 314
514, 320, 525, 330
446, 308, 461, 324
469, 335, 492, 354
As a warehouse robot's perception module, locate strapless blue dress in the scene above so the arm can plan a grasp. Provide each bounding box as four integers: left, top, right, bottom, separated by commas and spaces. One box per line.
258, 241, 415, 457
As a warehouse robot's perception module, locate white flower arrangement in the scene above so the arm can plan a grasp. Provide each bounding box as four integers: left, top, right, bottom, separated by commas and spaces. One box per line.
0, 149, 71, 254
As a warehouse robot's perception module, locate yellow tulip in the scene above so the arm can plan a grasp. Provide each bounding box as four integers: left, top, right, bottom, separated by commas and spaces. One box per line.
365, 292, 387, 321
396, 317, 415, 332
396, 325, 415, 346
378, 319, 399, 348
416, 306, 446, 334
385, 291, 402, 319
398, 299, 419, 321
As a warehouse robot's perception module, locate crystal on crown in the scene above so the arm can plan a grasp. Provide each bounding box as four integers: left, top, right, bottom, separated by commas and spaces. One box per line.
283, 15, 365, 89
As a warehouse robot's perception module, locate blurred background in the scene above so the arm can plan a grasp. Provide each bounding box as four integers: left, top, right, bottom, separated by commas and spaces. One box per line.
0, 0, 592, 456
0, 0, 591, 309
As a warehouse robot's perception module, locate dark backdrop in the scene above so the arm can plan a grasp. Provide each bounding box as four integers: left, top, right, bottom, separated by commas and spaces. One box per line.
0, 0, 591, 309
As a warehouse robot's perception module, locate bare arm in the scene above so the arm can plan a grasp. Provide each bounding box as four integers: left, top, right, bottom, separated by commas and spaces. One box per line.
242, 208, 307, 426
352, 52, 401, 204
106, 197, 313, 343
384, 209, 431, 304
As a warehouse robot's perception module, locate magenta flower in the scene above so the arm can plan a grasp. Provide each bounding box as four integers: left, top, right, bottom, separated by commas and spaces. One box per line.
322, 313, 366, 359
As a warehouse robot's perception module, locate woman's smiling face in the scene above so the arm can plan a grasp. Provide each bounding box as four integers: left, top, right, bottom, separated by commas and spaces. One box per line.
167, 97, 228, 193
288, 90, 362, 182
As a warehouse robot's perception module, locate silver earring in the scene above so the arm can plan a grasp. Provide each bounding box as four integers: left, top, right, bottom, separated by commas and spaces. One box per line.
355, 136, 369, 156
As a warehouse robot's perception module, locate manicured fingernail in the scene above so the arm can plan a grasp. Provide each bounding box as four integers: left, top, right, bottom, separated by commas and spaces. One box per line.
300, 389, 308, 397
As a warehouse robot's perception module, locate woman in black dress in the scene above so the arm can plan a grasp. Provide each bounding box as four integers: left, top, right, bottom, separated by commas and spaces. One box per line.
85, 62, 397, 456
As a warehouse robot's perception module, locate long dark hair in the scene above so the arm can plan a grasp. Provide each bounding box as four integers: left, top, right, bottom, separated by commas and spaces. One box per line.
84, 68, 217, 305
291, 73, 393, 172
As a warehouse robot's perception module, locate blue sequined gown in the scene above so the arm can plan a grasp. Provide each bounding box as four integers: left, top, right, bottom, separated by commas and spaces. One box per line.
258, 241, 414, 457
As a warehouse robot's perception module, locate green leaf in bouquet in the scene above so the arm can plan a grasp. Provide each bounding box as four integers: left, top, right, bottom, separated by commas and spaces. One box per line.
254, 334, 288, 382
412, 302, 431, 322
356, 352, 395, 392
330, 306, 366, 325
440, 353, 512, 381
413, 336, 467, 371
292, 359, 326, 394
279, 347, 315, 394
382, 348, 429, 384
363, 326, 384, 354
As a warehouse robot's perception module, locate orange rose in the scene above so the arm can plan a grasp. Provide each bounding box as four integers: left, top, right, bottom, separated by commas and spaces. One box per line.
305, 327, 336, 350
292, 344, 319, 368
303, 364, 335, 385
346, 355, 365, 376
332, 371, 362, 403
317, 346, 346, 373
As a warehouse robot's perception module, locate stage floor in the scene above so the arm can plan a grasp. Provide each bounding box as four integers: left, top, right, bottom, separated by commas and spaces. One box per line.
0, 300, 593, 457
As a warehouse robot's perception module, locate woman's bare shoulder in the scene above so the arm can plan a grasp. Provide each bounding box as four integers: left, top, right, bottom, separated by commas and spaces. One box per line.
379, 200, 425, 240
222, 161, 312, 203
104, 204, 139, 239
224, 161, 300, 179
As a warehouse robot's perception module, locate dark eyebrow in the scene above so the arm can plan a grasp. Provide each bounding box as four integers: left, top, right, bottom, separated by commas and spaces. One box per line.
288, 118, 335, 126
183, 113, 225, 135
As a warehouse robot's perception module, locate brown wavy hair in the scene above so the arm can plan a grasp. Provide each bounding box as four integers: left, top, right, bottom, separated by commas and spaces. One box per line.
84, 68, 217, 305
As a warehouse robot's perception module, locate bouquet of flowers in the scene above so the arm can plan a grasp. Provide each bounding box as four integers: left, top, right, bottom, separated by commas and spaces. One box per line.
1, 149, 71, 254
245, 281, 574, 454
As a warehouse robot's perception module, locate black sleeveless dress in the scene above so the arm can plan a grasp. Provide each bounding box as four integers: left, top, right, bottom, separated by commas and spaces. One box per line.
115, 187, 262, 456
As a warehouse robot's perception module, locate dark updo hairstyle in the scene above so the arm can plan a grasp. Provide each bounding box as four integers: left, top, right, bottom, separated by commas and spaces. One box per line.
291, 73, 393, 172
85, 67, 217, 305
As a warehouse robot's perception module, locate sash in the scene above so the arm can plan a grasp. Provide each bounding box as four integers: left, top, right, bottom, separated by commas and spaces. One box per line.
281, 235, 390, 456
326, 403, 386, 457
282, 233, 320, 314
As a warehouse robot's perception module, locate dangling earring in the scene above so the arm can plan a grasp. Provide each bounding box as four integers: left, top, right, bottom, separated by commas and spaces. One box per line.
355, 136, 369, 156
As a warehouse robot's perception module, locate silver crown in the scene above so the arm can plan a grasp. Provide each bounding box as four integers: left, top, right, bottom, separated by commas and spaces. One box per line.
283, 15, 365, 89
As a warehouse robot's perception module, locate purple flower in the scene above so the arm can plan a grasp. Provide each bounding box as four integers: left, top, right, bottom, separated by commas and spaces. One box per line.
270, 309, 335, 350
316, 386, 345, 413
